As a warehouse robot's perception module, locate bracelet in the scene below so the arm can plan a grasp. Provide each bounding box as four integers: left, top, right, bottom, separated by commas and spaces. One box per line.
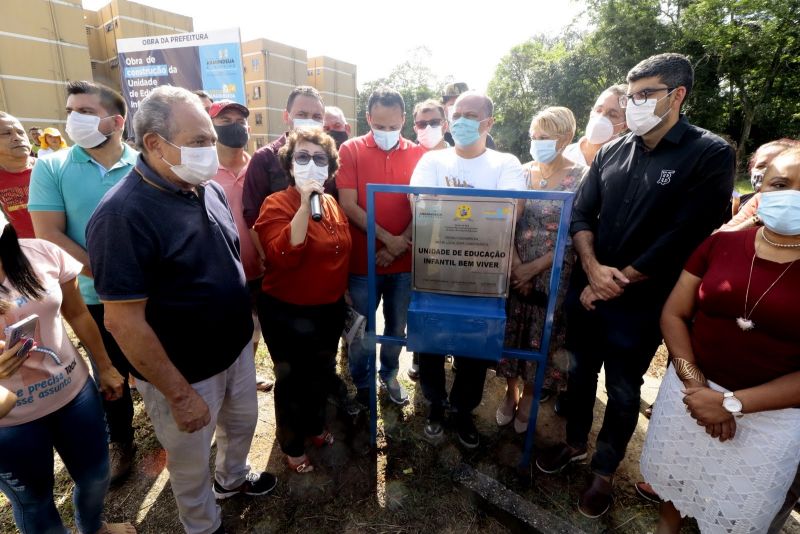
673, 357, 706, 384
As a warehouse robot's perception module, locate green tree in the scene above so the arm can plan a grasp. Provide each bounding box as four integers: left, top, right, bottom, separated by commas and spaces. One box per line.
487, 37, 571, 160
356, 47, 449, 140
487, 0, 677, 161
679, 0, 800, 162
487, 0, 800, 167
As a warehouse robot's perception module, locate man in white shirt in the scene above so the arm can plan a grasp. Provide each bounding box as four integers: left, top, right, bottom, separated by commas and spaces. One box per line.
563, 84, 628, 167
410, 91, 525, 448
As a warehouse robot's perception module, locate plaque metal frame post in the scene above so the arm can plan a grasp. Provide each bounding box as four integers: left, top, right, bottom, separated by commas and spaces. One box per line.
365, 184, 573, 468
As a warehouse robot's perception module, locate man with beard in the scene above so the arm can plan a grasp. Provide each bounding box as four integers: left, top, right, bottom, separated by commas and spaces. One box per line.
28, 80, 139, 484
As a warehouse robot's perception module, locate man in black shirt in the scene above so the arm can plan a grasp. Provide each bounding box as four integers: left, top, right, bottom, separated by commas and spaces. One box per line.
536, 53, 734, 518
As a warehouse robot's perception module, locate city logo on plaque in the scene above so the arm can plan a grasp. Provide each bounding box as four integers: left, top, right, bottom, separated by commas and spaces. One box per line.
454, 204, 472, 221
483, 207, 512, 220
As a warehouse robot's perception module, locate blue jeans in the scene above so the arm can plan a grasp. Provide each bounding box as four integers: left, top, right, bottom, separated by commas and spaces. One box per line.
0, 379, 110, 534
348, 272, 411, 389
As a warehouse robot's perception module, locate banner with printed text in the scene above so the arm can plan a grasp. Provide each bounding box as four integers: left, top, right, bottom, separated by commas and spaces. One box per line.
116, 28, 246, 132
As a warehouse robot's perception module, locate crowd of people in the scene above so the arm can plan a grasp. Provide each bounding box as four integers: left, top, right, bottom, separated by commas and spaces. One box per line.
0, 51, 797, 534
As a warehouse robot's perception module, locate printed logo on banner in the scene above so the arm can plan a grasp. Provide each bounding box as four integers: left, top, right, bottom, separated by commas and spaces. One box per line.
657, 169, 676, 185
454, 204, 472, 221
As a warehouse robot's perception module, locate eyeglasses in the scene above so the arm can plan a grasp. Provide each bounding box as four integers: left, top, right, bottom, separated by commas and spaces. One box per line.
414, 119, 444, 129
293, 151, 329, 167
618, 87, 676, 108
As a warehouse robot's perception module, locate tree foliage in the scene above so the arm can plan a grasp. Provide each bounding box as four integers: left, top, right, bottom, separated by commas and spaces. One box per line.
486, 0, 800, 167
356, 47, 450, 140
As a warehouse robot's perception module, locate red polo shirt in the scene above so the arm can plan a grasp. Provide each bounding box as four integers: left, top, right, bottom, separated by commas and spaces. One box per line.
336, 131, 426, 275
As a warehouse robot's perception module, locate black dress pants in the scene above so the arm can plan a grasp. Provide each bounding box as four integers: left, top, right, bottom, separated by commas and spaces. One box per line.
258, 293, 344, 457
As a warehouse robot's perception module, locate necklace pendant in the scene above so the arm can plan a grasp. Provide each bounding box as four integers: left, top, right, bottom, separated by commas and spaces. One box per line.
736, 317, 755, 331
539, 179, 548, 188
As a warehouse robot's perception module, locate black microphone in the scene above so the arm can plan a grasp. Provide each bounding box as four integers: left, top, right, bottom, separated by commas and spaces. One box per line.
310, 192, 322, 222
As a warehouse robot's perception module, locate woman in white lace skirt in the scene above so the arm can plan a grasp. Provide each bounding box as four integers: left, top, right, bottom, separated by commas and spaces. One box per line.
640, 147, 800, 534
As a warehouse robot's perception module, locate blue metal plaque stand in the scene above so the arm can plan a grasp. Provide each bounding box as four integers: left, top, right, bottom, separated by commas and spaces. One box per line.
365, 184, 574, 468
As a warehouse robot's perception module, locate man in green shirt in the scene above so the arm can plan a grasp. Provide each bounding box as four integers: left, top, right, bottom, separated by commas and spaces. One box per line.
29, 80, 139, 484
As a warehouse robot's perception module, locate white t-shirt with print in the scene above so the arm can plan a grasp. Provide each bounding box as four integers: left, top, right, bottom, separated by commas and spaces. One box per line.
410, 147, 526, 191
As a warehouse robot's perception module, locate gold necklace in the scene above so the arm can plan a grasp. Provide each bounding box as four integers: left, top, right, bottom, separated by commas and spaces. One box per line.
535, 163, 563, 188
737, 249, 796, 331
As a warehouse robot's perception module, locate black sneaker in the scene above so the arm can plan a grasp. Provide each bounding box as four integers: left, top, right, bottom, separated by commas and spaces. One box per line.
456, 415, 479, 449
424, 405, 445, 443
213, 471, 277, 499
424, 418, 444, 442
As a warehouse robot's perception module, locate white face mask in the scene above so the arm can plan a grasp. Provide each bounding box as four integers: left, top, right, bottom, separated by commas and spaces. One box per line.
292, 160, 328, 186
585, 115, 617, 145
66, 111, 112, 149
416, 125, 444, 149
159, 136, 219, 185
0, 209, 8, 237
372, 129, 401, 151
624, 90, 675, 136
292, 118, 323, 130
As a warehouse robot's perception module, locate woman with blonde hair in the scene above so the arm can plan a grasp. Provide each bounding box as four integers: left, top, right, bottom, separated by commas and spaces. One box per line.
496, 106, 586, 432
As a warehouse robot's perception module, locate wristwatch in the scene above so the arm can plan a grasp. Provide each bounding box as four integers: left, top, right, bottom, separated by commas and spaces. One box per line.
722, 392, 743, 418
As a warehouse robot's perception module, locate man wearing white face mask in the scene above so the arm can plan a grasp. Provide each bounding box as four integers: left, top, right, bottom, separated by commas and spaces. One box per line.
86, 86, 277, 534
413, 99, 449, 151
563, 84, 628, 166
28, 80, 139, 484
536, 53, 735, 519
336, 87, 426, 409
243, 85, 326, 228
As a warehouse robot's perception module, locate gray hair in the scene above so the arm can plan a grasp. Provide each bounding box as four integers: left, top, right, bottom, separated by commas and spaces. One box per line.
325, 106, 346, 122
133, 86, 202, 151
627, 53, 694, 100
454, 91, 493, 119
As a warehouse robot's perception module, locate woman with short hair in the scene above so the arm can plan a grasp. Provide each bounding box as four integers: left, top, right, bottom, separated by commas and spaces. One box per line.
496, 106, 586, 432
253, 128, 351, 473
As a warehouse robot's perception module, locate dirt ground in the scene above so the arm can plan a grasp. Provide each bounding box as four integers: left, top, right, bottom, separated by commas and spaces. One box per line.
2, 339, 799, 533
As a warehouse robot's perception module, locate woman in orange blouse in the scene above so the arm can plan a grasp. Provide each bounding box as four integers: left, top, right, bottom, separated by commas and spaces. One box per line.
253, 128, 351, 473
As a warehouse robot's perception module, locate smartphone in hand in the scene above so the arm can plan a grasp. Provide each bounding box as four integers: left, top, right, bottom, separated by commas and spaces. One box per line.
4, 314, 39, 358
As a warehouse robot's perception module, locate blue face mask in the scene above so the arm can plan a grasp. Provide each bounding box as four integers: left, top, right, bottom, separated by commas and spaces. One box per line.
529, 139, 558, 163
450, 117, 483, 147
757, 190, 800, 236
